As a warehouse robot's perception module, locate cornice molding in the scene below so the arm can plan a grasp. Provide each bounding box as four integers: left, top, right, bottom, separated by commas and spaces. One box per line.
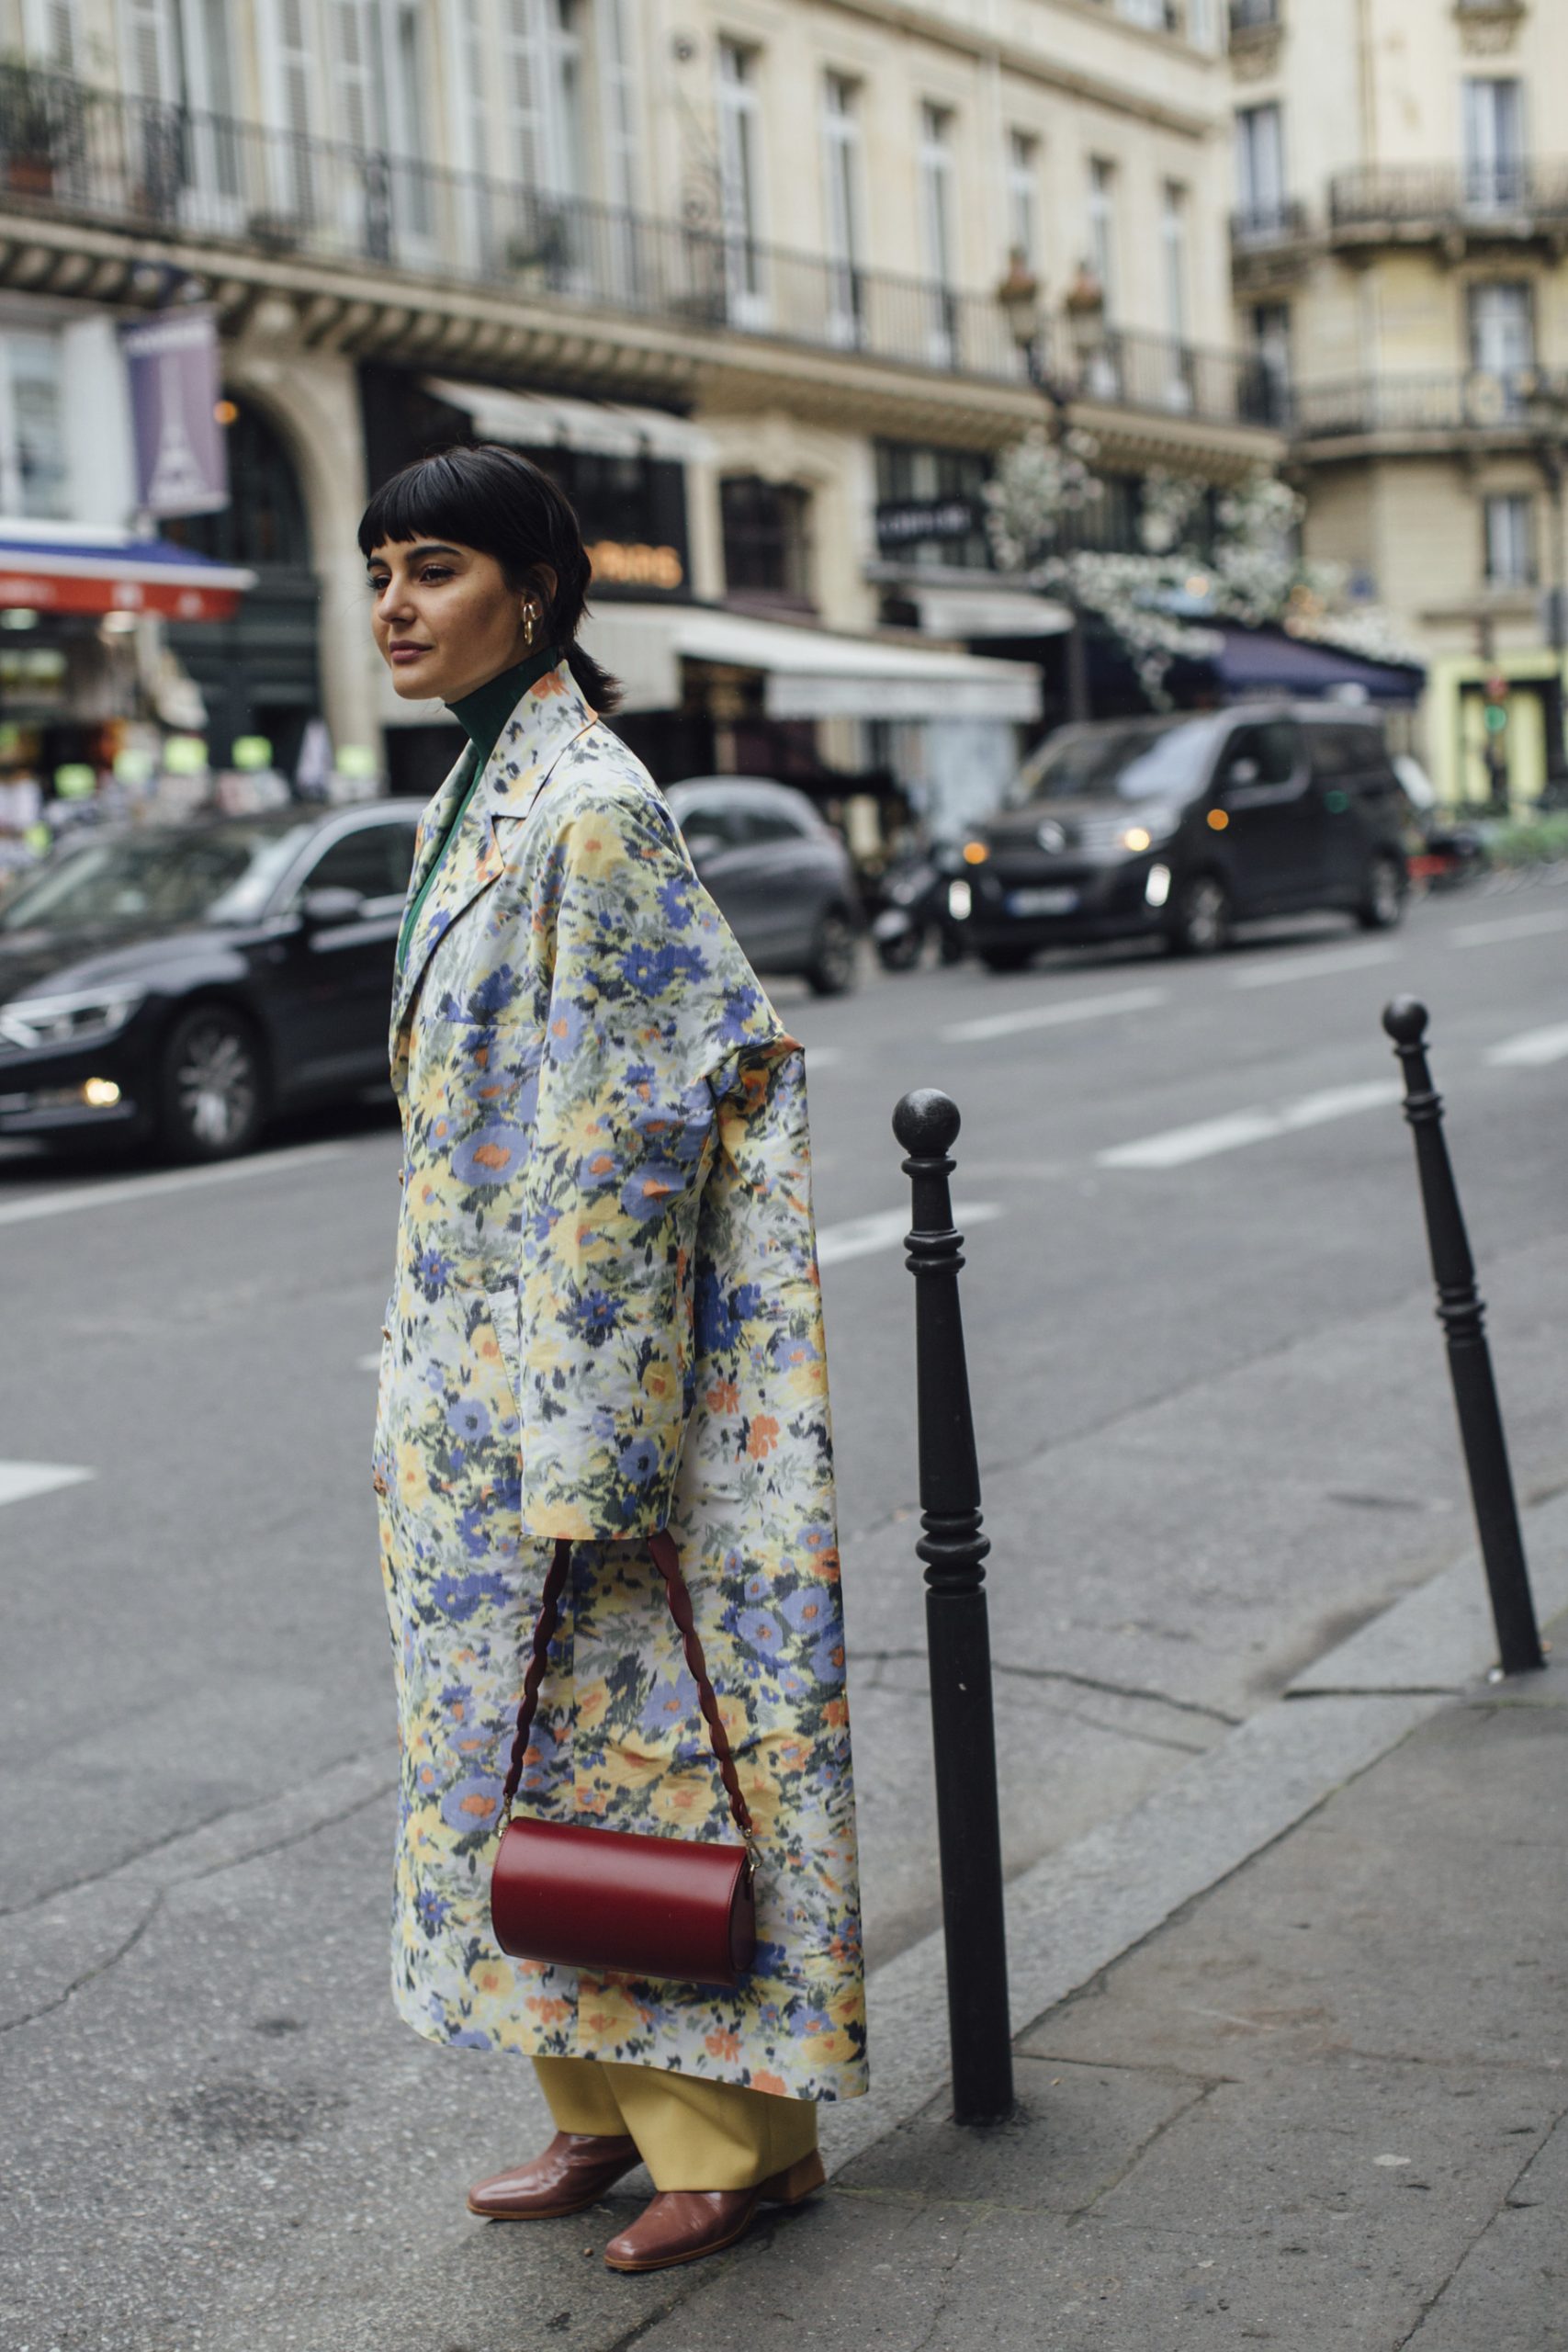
816, 0, 1218, 141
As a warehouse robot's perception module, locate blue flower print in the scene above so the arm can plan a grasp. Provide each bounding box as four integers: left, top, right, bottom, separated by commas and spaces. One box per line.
620, 1160, 685, 1224
566, 1289, 622, 1345
618, 940, 708, 996
434, 1566, 512, 1618
617, 1434, 661, 1486
467, 965, 519, 1021
446, 1396, 491, 1443
439, 1774, 502, 1836
451, 1123, 529, 1188
736, 1607, 784, 1658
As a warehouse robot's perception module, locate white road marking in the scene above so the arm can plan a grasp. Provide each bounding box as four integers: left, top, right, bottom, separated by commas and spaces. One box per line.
0, 1142, 346, 1229
941, 984, 1167, 1045
817, 1202, 1000, 1266
1450, 909, 1568, 948
0, 1460, 94, 1508
1230, 944, 1399, 990
1100, 1080, 1401, 1170
1487, 1022, 1568, 1068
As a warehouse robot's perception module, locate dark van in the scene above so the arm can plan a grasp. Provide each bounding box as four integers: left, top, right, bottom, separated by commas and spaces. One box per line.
953, 706, 1411, 969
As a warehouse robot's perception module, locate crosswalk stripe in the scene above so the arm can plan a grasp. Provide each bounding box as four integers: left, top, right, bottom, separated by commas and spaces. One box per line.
1450, 909, 1568, 948
1230, 944, 1398, 989
817, 1202, 1001, 1266
0, 1460, 94, 1508
0, 1142, 345, 1229
1486, 1022, 1568, 1068
1099, 1080, 1401, 1170
941, 985, 1166, 1045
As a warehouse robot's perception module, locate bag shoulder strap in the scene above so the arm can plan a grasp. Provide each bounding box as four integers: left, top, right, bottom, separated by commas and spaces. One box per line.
501, 1532, 755, 1849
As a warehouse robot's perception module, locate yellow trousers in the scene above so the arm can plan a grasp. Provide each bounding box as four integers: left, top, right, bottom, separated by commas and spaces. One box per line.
534, 2055, 818, 2193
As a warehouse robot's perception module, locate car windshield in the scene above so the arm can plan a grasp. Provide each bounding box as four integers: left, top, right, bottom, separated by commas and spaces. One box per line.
0, 821, 316, 933
1012, 718, 1220, 805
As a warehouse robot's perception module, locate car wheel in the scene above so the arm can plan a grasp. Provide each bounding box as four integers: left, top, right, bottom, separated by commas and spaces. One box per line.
1168, 873, 1232, 956
978, 944, 1033, 973
874, 925, 923, 974
1357, 853, 1406, 931
158, 1004, 267, 1161
806, 906, 859, 996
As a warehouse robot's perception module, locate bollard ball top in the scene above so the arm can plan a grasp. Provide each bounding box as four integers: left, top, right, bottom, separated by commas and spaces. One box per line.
1382, 995, 1429, 1046
893, 1087, 961, 1157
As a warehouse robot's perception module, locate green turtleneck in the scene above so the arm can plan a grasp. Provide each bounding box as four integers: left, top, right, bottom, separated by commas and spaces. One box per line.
396, 642, 560, 973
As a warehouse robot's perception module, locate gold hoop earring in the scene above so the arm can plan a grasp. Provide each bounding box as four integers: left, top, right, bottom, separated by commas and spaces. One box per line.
523, 606, 535, 648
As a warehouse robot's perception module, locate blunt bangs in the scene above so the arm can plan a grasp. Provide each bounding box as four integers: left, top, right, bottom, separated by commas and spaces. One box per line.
357, 450, 502, 566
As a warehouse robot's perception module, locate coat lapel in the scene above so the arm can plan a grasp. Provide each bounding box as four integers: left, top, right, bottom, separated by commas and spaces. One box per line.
389, 660, 599, 1054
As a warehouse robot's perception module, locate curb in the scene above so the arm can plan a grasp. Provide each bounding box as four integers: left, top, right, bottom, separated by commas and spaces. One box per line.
818, 1487, 1568, 2177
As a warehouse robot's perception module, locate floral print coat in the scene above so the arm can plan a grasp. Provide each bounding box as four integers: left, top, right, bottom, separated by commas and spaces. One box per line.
373, 660, 867, 2103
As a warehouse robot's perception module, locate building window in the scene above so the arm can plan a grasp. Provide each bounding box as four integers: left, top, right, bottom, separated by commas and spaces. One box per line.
1087, 156, 1117, 318
720, 476, 813, 606
1463, 78, 1525, 209
1235, 102, 1285, 236
1161, 181, 1190, 343
822, 74, 865, 345
919, 102, 958, 363
1468, 280, 1533, 412
1483, 492, 1535, 586
599, 0, 637, 211
718, 40, 768, 320
874, 441, 990, 571
1251, 300, 1292, 424
1007, 130, 1041, 268
22, 0, 78, 70
0, 331, 68, 518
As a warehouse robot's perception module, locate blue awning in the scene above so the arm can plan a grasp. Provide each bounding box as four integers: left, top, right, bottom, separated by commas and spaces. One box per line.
1212, 623, 1425, 706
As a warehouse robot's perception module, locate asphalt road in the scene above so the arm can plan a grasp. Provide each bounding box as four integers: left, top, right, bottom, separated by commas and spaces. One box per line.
4, 868, 1566, 2348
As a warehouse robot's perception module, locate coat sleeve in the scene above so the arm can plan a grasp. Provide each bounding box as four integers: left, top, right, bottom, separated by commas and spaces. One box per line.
514, 781, 788, 1541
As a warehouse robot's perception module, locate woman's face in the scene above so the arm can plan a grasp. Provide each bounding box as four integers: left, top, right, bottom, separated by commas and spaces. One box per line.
367, 537, 545, 704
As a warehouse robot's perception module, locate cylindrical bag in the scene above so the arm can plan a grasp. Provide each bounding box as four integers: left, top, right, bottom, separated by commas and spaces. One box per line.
490, 1529, 758, 1989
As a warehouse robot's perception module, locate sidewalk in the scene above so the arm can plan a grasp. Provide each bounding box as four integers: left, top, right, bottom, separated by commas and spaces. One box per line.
627, 1615, 1566, 2352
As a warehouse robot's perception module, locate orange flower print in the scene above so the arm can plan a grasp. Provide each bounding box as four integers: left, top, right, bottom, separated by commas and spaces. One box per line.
747, 1414, 781, 1459
707, 1378, 739, 1414
705, 2030, 741, 2063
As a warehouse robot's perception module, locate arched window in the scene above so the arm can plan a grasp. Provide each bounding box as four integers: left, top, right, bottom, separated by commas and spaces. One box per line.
163, 395, 311, 571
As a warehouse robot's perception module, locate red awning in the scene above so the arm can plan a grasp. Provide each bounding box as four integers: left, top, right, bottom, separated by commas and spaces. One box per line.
0, 533, 255, 621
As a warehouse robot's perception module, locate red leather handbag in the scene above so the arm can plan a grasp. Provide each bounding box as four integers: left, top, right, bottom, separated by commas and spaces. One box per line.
490, 1529, 758, 1989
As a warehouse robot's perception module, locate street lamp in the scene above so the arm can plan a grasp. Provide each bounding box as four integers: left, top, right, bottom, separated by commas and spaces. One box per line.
1520, 368, 1568, 808
995, 248, 1106, 725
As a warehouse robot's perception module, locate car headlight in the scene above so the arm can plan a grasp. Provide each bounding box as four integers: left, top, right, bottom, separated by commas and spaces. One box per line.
0, 987, 146, 1052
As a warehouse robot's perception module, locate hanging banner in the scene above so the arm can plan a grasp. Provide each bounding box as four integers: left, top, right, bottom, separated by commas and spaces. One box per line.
119, 308, 229, 518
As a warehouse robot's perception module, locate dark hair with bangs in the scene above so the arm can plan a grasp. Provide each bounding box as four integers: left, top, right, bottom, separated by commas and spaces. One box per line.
358, 442, 622, 714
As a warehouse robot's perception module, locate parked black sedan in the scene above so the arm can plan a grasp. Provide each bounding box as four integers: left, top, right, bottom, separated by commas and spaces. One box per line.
0, 803, 422, 1159
666, 775, 862, 995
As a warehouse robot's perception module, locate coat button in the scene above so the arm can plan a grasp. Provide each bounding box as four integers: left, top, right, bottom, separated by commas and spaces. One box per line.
381, 1325, 392, 1340
372, 1469, 389, 1497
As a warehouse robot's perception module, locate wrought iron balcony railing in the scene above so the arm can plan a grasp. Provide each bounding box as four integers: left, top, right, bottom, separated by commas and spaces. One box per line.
1329, 159, 1568, 233
0, 66, 1272, 430
1230, 197, 1310, 246
1292, 369, 1549, 439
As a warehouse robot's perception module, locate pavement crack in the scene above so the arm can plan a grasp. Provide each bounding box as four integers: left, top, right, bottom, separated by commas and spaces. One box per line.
1065, 2075, 1221, 2224
1393, 2104, 1568, 2348
0, 1890, 163, 2036
852, 1645, 1238, 1726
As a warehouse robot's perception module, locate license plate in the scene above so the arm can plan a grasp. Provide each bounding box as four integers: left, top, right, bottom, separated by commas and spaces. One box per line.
1007, 886, 1078, 916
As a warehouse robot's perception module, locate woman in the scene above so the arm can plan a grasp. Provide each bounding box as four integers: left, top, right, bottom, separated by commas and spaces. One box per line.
364, 445, 866, 2277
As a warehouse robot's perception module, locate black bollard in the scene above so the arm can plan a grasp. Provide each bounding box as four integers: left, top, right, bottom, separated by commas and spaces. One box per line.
893, 1086, 1014, 2124
1382, 998, 1544, 1676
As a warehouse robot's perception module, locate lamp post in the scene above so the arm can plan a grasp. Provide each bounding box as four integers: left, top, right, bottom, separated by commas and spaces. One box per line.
1522, 368, 1568, 808
996, 248, 1106, 726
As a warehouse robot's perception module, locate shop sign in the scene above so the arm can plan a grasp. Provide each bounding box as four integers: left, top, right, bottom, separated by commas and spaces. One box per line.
587, 539, 684, 592
120, 308, 229, 519
874, 496, 981, 550
0, 572, 240, 620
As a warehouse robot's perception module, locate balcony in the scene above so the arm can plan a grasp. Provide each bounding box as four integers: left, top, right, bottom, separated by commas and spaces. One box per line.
1230, 197, 1310, 250
0, 67, 1272, 434
1291, 368, 1562, 446
1230, 0, 1281, 30
1328, 160, 1568, 246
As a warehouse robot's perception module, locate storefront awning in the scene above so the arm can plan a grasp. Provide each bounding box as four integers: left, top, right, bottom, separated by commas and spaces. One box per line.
580, 602, 1043, 722
425, 378, 711, 466
1211, 623, 1426, 707
0, 526, 255, 621
910, 583, 1073, 640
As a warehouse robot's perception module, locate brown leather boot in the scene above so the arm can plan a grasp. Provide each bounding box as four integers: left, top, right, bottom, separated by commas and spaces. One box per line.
602, 2152, 825, 2272
467, 2132, 642, 2221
